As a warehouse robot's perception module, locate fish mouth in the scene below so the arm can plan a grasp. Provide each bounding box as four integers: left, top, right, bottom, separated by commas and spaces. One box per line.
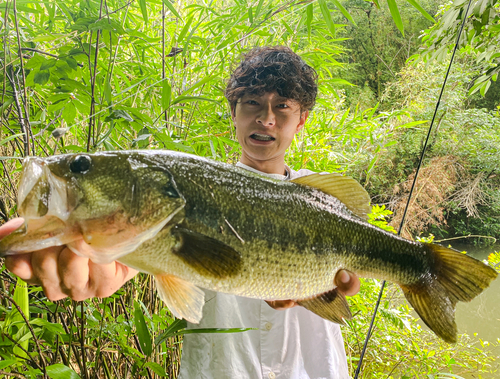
250, 133, 275, 142
18, 157, 72, 222
0, 157, 79, 255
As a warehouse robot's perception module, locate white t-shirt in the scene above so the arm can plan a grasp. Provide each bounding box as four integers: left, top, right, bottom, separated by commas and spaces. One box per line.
177, 163, 349, 379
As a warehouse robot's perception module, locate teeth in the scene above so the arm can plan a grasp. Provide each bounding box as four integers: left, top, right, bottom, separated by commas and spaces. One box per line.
252, 133, 274, 141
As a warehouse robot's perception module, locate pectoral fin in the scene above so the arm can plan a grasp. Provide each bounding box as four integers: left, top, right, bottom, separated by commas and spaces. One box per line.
155, 274, 205, 323
172, 227, 242, 278
297, 288, 352, 324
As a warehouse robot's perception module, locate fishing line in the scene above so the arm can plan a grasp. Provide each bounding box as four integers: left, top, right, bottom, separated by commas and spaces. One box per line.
353, 0, 474, 376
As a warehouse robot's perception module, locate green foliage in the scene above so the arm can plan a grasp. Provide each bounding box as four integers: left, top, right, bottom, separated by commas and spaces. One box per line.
368, 204, 397, 233
487, 251, 500, 271
420, 0, 500, 98
336, 0, 438, 102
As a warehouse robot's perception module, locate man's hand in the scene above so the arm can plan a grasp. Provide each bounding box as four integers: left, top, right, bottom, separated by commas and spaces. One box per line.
0, 218, 138, 301
266, 269, 361, 310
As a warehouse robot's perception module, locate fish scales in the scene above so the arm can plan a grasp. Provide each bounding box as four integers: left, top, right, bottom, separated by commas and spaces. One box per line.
0, 150, 497, 343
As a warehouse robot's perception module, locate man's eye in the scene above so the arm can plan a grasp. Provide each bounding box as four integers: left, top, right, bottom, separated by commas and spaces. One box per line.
247, 100, 259, 105
277, 103, 289, 108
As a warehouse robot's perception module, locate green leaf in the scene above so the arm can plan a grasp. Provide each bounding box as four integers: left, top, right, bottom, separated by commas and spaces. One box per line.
306, 4, 313, 37
46, 364, 81, 379
162, 80, 171, 110
31, 34, 58, 42
181, 75, 218, 96
134, 300, 152, 357
34, 70, 50, 85
40, 58, 57, 70
62, 102, 77, 124
155, 319, 187, 345
330, 0, 356, 25
254, 0, 265, 20
64, 57, 78, 71
405, 0, 434, 22
104, 78, 112, 105
30, 319, 66, 335
177, 15, 193, 43
12, 278, 29, 358
139, 0, 148, 24
144, 362, 167, 377
0, 98, 14, 113
162, 0, 182, 19
479, 80, 491, 96
107, 109, 134, 122
0, 359, 18, 369
318, 0, 336, 36
171, 95, 219, 106
386, 0, 404, 35
180, 327, 257, 335
0, 133, 25, 147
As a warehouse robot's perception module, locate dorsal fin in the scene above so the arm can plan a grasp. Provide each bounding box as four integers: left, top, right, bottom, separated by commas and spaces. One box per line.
291, 173, 371, 220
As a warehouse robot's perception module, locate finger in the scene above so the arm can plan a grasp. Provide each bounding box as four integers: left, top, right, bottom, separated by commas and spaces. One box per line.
266, 299, 298, 310
0, 218, 25, 239
87, 261, 138, 299
57, 248, 93, 301
5, 254, 39, 284
31, 247, 67, 301
334, 270, 361, 297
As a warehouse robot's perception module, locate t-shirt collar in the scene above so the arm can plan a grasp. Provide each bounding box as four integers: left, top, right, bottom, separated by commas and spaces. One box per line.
235, 161, 290, 180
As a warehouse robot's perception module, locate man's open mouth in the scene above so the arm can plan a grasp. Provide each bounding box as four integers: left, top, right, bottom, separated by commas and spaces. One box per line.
250, 133, 275, 142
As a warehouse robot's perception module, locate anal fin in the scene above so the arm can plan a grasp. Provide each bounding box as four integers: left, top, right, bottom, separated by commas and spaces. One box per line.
297, 288, 352, 324
155, 274, 205, 323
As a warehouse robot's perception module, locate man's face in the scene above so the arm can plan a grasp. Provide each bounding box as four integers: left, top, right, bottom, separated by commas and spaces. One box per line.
232, 92, 308, 165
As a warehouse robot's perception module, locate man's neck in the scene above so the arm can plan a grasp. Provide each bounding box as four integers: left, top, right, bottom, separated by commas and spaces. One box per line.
239, 154, 287, 176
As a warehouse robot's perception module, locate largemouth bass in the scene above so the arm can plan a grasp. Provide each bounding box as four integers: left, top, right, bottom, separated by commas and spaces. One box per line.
0, 150, 497, 343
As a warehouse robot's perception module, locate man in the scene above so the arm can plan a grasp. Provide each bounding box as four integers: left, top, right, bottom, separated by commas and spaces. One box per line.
0, 46, 360, 378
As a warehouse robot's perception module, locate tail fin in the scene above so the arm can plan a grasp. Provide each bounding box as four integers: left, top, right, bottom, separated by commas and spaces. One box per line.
400, 244, 497, 343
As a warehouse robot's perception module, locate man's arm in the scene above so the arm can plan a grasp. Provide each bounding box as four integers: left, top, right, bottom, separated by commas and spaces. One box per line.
1, 218, 138, 301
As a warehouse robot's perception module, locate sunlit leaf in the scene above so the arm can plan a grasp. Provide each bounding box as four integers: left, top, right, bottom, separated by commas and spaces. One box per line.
162, 80, 171, 110
330, 0, 356, 25
34, 70, 50, 85
162, 0, 182, 19
171, 95, 220, 105
387, 0, 404, 35
405, 0, 434, 22
306, 4, 313, 37
0, 133, 25, 147
134, 300, 152, 357
139, 0, 148, 24
144, 362, 167, 377
318, 0, 336, 36
46, 364, 81, 379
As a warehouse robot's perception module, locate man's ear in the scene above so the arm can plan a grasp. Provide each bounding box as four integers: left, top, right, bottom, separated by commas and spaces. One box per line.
296, 110, 309, 133
231, 105, 236, 122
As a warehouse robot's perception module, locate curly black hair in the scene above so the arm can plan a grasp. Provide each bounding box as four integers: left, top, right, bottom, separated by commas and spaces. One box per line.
225, 46, 318, 112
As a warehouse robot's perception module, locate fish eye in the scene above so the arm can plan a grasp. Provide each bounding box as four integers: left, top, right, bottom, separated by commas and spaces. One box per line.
70, 155, 92, 174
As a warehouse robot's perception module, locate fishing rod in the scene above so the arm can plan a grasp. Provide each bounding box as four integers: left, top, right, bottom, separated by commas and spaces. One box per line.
353, 0, 475, 377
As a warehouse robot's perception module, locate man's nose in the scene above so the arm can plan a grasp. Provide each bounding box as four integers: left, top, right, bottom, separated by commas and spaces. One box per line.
256, 105, 275, 126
